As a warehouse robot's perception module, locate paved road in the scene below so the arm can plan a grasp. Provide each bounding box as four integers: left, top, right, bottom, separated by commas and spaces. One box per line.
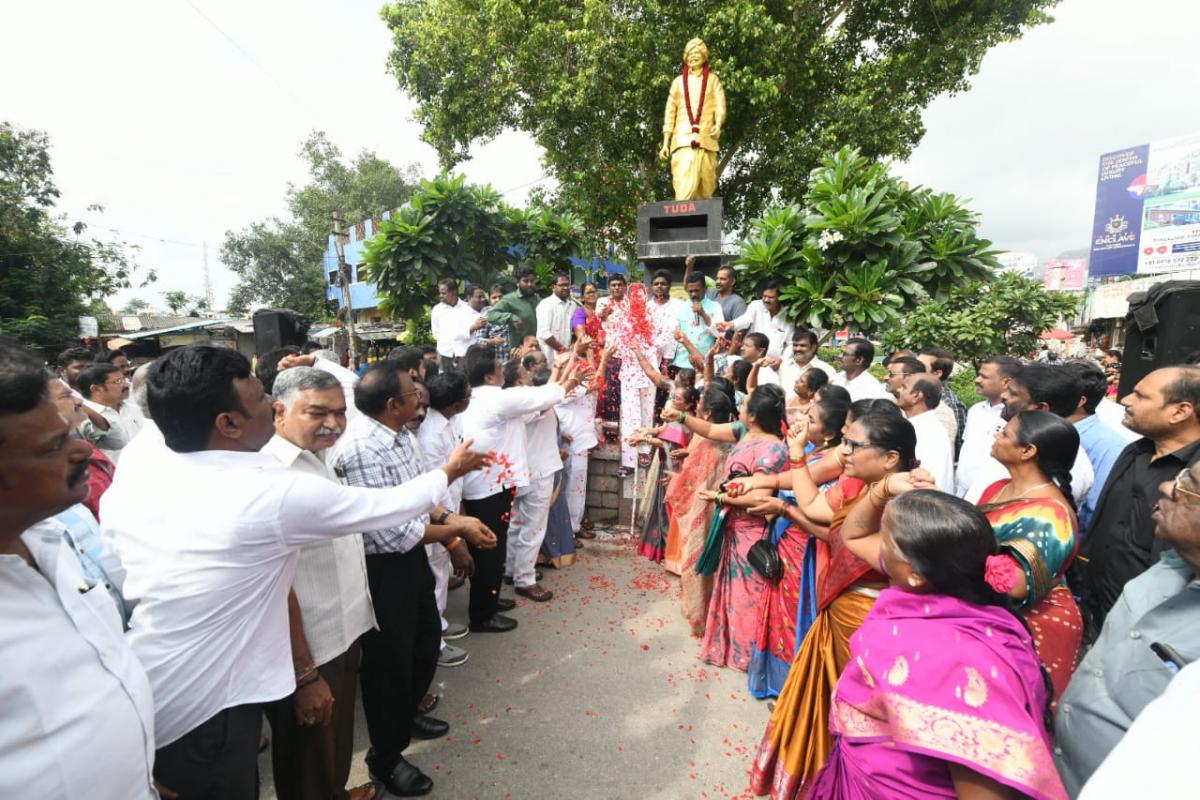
261, 532, 771, 799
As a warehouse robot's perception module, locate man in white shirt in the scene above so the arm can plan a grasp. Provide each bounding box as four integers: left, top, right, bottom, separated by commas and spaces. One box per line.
556, 344, 601, 535
457, 343, 591, 629
831, 337, 892, 402
506, 351, 563, 601
103, 344, 492, 800
963, 363, 1095, 506
0, 341, 159, 800
535, 270, 579, 362
260, 367, 377, 800
418, 371, 476, 664
648, 270, 686, 367
896, 373, 955, 491
886, 356, 957, 450
742, 331, 782, 386
720, 279, 794, 364
600, 274, 663, 476
75, 362, 133, 460
955, 355, 1020, 497
778, 330, 836, 401
430, 278, 479, 372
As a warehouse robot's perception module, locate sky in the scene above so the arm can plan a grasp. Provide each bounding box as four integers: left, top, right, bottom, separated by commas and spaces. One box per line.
2, 0, 1199, 312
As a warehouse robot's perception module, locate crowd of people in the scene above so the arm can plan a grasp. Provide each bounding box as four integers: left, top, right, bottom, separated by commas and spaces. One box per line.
2, 259, 1198, 799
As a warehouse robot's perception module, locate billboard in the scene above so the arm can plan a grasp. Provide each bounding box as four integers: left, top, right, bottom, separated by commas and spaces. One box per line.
1089, 133, 1200, 277
1043, 259, 1087, 291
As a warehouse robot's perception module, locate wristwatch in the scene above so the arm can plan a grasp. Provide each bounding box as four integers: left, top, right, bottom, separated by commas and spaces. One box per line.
433, 510, 451, 525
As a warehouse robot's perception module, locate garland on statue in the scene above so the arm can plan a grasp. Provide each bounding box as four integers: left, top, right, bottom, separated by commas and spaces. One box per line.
682, 63, 710, 149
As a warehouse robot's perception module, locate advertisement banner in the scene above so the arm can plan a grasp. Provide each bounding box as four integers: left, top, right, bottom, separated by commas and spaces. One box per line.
1089, 134, 1200, 277
1044, 259, 1087, 291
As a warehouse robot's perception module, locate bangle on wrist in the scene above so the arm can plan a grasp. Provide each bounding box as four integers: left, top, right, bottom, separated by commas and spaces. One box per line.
445, 536, 463, 552
295, 663, 317, 682
679, 411, 687, 424
296, 670, 321, 689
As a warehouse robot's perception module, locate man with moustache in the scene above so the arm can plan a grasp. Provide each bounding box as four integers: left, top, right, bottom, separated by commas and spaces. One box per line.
0, 340, 157, 798
329, 361, 497, 797
1055, 460, 1200, 795
260, 367, 378, 800
75, 361, 133, 460
487, 267, 541, 354
102, 345, 492, 799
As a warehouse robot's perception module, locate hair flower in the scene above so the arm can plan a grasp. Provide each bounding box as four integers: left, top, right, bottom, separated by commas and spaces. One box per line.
984, 554, 1022, 594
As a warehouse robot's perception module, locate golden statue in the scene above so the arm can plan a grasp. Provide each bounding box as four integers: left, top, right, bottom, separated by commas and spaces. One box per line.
659, 38, 727, 201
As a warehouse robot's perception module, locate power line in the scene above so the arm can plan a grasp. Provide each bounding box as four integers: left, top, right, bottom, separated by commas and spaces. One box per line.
499, 172, 553, 196
178, 0, 322, 121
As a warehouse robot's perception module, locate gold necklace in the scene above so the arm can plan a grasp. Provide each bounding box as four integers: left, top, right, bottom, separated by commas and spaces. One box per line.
1000, 481, 1052, 501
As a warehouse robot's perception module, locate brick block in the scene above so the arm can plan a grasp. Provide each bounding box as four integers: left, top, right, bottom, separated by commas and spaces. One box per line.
601, 492, 620, 509
590, 475, 620, 494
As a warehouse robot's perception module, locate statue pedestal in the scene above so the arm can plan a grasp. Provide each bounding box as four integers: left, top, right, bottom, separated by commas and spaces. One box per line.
636, 198, 725, 279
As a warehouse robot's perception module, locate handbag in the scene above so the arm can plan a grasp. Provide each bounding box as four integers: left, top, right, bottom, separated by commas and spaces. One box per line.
747, 520, 782, 582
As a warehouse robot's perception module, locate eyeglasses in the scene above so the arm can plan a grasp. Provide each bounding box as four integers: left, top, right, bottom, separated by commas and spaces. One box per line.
841, 437, 877, 453
1169, 468, 1200, 502
394, 389, 420, 401
104, 378, 128, 386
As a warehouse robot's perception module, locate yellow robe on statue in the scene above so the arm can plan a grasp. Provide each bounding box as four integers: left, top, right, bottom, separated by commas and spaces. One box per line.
662, 70, 726, 201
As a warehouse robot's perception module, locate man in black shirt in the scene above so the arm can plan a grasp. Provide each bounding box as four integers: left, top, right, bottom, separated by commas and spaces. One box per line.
1073, 366, 1200, 642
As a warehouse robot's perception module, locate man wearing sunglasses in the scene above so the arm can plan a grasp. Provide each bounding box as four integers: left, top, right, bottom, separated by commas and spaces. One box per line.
1055, 461, 1200, 796
74, 362, 133, 460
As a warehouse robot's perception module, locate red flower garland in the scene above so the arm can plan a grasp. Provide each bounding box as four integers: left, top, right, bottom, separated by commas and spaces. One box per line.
682, 63, 710, 149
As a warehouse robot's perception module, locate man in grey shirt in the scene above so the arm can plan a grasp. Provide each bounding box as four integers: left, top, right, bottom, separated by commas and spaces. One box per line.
1054, 460, 1200, 795
683, 255, 746, 323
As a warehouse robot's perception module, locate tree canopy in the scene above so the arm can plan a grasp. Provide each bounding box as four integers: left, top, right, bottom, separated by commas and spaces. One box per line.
363, 173, 586, 322
0, 122, 146, 353
380, 0, 1057, 250
881, 270, 1080, 365
222, 131, 420, 317
736, 147, 1000, 338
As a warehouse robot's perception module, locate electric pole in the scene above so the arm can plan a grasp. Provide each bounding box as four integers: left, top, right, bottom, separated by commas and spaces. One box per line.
331, 212, 358, 363
202, 241, 215, 313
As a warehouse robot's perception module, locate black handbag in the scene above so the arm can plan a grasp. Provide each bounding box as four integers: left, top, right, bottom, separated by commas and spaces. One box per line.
747, 519, 782, 581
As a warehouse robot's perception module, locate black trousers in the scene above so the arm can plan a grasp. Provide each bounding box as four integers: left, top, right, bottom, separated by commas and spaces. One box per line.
462, 490, 512, 625
358, 549, 440, 773
154, 703, 262, 800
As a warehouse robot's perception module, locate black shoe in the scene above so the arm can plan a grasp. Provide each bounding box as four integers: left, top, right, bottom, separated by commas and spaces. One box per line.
470, 613, 518, 633
495, 597, 516, 611
411, 714, 450, 740
367, 754, 432, 797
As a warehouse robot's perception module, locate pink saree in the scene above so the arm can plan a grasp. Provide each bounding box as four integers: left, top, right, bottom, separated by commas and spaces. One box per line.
809, 588, 1067, 800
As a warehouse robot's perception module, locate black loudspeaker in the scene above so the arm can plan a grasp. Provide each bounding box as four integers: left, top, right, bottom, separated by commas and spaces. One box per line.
252, 308, 310, 355
1118, 280, 1200, 397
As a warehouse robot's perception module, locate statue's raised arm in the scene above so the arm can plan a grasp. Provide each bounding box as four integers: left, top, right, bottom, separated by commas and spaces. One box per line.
659, 38, 726, 201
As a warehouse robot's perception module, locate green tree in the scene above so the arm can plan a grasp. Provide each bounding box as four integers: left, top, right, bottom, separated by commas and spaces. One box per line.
120, 298, 150, 314
380, 0, 1056, 250
736, 147, 999, 337
222, 131, 420, 318
161, 290, 190, 314
363, 173, 586, 322
0, 122, 148, 353
881, 271, 1080, 366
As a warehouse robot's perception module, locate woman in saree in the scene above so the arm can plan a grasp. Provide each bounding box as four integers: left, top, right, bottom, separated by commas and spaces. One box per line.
742, 398, 849, 699
979, 410, 1083, 701
810, 489, 1067, 800
666, 384, 736, 634
633, 383, 698, 562
746, 410, 918, 798
664, 384, 790, 670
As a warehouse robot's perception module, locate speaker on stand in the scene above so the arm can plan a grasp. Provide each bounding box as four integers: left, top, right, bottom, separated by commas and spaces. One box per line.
1118, 280, 1200, 398
252, 309, 311, 356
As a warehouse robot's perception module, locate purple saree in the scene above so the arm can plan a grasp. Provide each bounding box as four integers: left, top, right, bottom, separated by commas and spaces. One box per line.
809, 588, 1067, 800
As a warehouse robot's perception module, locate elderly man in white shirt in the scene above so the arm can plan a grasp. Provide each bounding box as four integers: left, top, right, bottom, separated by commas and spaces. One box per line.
0, 342, 158, 800
431, 277, 480, 372
102, 344, 493, 800
896, 373, 955, 491
535, 270, 579, 362
458, 343, 591, 630
831, 337, 892, 402
259, 367, 378, 800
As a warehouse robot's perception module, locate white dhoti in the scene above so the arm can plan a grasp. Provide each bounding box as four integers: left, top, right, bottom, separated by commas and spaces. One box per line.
567, 448, 590, 532
425, 542, 451, 648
